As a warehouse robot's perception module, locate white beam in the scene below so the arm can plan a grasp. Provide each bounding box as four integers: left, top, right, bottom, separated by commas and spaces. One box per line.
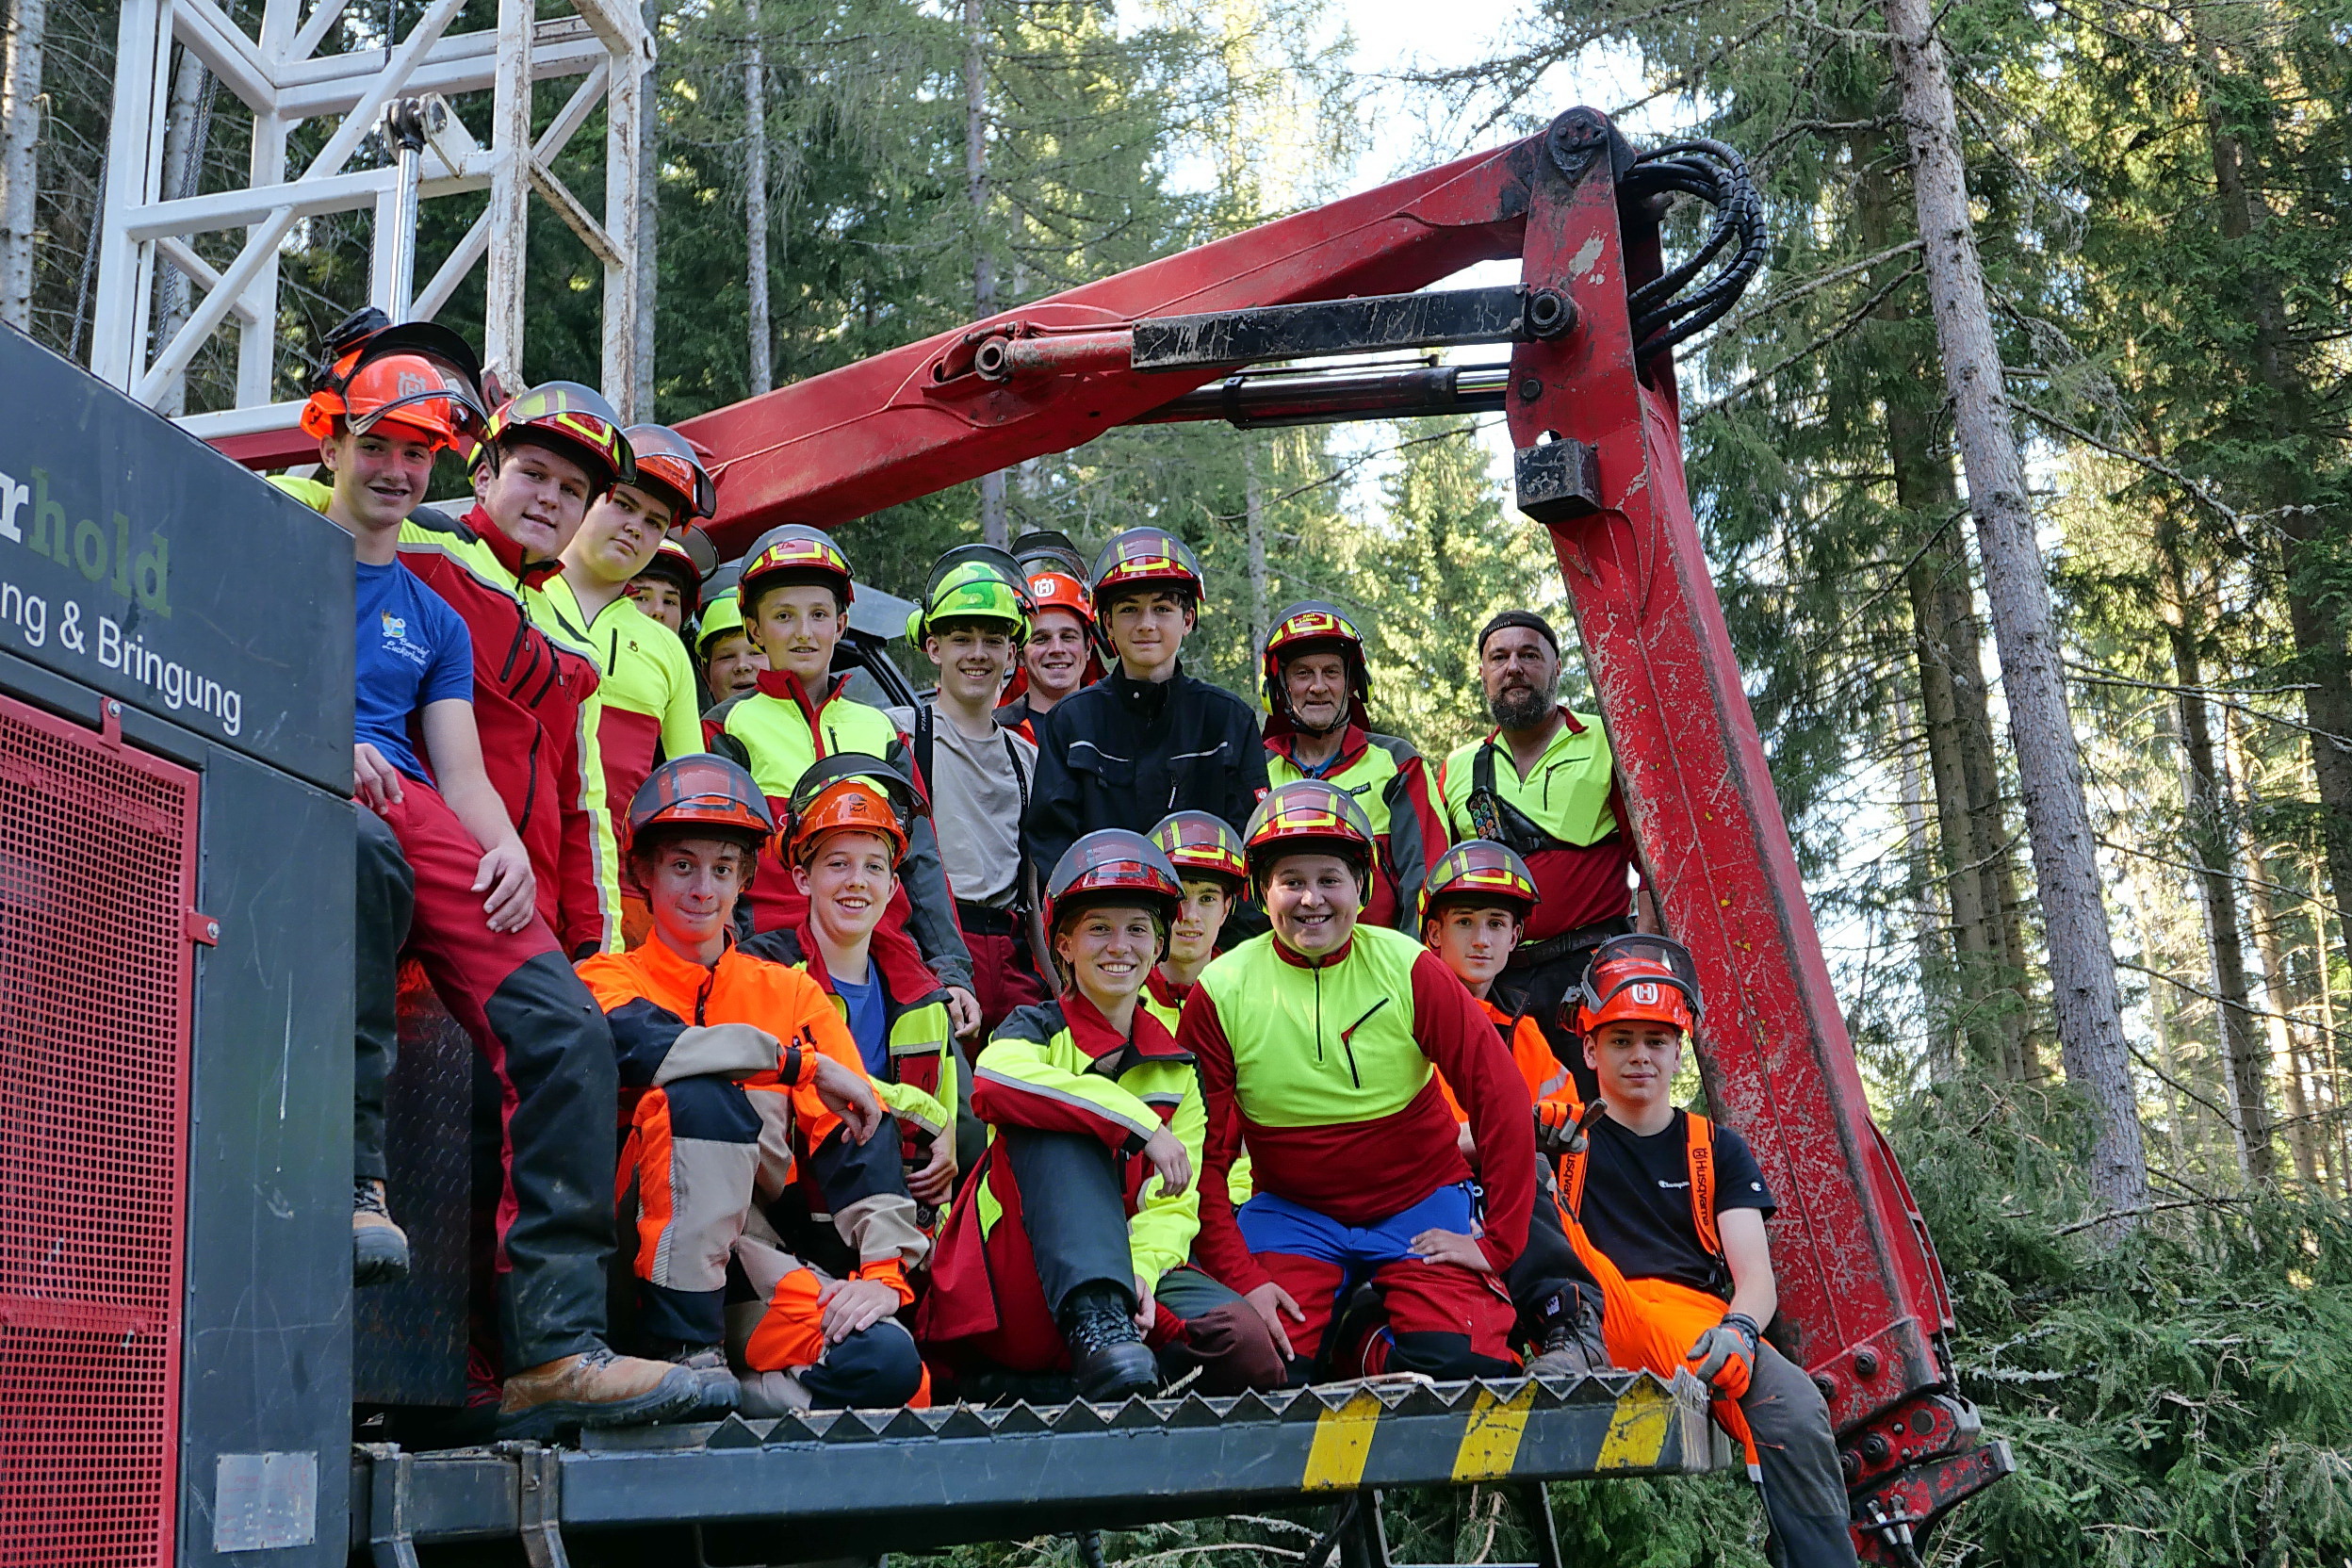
126, 166, 390, 239
600, 30, 643, 415
89, 0, 171, 386
155, 235, 261, 324
482, 0, 531, 381
566, 0, 645, 57
171, 0, 277, 113
274, 20, 602, 120
414, 209, 491, 321
134, 0, 466, 401
526, 155, 617, 268
175, 399, 306, 440
282, 0, 349, 68
234, 109, 288, 404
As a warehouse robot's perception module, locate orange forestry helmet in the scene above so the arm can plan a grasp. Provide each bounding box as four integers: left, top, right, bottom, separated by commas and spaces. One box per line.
626, 755, 776, 886
300, 314, 487, 452
1573, 933, 1704, 1037
783, 755, 923, 865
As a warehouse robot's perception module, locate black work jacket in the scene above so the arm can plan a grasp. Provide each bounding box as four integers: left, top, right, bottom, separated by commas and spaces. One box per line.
1026, 662, 1268, 884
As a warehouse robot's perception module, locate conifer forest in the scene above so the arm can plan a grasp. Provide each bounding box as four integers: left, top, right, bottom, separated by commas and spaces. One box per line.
7, 0, 2352, 1560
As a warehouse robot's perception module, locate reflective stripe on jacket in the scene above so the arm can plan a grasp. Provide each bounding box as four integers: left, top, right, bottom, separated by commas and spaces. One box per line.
575, 933, 929, 1283
1265, 726, 1446, 933
390, 500, 618, 955
545, 573, 702, 854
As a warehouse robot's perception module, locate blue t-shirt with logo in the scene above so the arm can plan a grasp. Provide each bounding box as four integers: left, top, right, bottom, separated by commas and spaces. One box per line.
831, 969, 890, 1078
356, 560, 474, 783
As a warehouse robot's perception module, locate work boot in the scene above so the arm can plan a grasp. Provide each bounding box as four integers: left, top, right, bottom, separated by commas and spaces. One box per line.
1526, 1314, 1611, 1380
645, 1339, 743, 1416
352, 1179, 410, 1287
1057, 1283, 1159, 1402
495, 1346, 707, 1440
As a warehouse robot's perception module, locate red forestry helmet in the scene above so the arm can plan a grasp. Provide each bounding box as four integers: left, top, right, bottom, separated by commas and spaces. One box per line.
1263, 599, 1371, 733
1089, 526, 1204, 620
1573, 933, 1704, 1037
1419, 840, 1539, 925
1044, 829, 1185, 932
628, 755, 775, 848
1242, 780, 1377, 891
478, 381, 636, 496
740, 525, 857, 612
622, 424, 717, 521
1149, 810, 1249, 892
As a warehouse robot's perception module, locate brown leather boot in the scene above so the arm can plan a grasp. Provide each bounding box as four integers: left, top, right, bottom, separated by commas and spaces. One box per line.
495, 1346, 706, 1440
352, 1179, 409, 1287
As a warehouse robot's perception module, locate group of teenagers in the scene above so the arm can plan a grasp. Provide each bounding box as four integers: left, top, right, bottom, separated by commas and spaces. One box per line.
294, 311, 1858, 1564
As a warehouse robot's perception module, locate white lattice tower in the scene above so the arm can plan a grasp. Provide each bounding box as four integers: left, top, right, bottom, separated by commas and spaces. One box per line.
90, 0, 651, 457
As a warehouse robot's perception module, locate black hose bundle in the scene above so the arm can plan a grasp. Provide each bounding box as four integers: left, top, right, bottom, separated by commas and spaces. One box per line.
1620, 139, 1768, 361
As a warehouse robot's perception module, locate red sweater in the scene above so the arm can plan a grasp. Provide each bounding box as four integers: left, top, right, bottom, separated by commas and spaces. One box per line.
1180, 938, 1535, 1293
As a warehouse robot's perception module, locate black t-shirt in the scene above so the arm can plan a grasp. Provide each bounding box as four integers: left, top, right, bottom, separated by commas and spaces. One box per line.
1576, 1109, 1774, 1298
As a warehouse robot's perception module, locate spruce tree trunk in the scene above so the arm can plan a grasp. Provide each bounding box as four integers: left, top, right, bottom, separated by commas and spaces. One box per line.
1883, 0, 2149, 1221
2228, 710, 2324, 1184
1245, 432, 1268, 656
743, 0, 770, 395
0, 0, 47, 332
2162, 548, 2272, 1180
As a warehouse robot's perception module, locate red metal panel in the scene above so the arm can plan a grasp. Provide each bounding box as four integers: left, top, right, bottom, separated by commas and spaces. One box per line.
1506, 126, 1948, 1429
0, 694, 198, 1568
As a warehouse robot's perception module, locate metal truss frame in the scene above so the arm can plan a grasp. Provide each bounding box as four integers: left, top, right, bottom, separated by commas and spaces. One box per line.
90, 0, 650, 451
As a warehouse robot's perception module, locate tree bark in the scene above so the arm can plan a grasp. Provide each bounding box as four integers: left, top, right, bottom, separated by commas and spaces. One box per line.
2162, 541, 2272, 1180
0, 0, 45, 332
1894, 692, 1960, 1080
2226, 709, 2324, 1184
966, 0, 1006, 547
743, 0, 771, 396
1883, 0, 2149, 1222
152, 47, 212, 417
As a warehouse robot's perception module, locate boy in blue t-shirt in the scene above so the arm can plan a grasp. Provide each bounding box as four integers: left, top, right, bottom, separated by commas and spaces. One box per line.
299, 323, 701, 1437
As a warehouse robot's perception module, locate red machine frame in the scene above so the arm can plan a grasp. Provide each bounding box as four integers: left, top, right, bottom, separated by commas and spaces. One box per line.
677, 106, 2004, 1556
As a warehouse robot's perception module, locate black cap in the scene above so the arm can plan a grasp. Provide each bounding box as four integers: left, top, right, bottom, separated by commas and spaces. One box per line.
1478, 609, 1560, 657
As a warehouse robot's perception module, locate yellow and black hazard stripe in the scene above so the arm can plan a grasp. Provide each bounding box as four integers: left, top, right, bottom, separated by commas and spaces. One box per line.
1298, 1376, 1707, 1493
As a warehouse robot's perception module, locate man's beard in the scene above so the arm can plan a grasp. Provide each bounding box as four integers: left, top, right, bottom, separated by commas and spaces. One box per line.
1488, 678, 1557, 729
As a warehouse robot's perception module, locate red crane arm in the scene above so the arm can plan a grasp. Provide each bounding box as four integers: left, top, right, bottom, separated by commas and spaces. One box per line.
677, 138, 1545, 551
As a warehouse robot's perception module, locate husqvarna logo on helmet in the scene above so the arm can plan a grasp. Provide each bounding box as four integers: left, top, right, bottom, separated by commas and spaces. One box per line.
1631, 982, 1661, 1005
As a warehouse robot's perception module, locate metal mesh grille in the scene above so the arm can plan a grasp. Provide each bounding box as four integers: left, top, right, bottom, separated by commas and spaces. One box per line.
0, 694, 196, 1568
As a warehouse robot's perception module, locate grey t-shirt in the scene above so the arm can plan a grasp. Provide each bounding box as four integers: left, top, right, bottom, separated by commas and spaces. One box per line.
890, 703, 1037, 908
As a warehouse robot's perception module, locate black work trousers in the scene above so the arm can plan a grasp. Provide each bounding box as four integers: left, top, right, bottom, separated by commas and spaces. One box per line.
1503, 1169, 1607, 1348
355, 805, 416, 1183
1004, 1127, 1135, 1317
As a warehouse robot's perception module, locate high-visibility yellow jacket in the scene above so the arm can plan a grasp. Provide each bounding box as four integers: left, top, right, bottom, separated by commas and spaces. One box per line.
542, 572, 702, 844
1434, 708, 1633, 943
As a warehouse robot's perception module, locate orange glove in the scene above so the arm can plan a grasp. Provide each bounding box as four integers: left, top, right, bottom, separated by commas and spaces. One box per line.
1534, 1098, 1607, 1158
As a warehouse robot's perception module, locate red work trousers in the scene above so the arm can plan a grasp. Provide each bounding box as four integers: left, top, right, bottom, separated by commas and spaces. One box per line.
959, 918, 1049, 1038
362, 779, 618, 1370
